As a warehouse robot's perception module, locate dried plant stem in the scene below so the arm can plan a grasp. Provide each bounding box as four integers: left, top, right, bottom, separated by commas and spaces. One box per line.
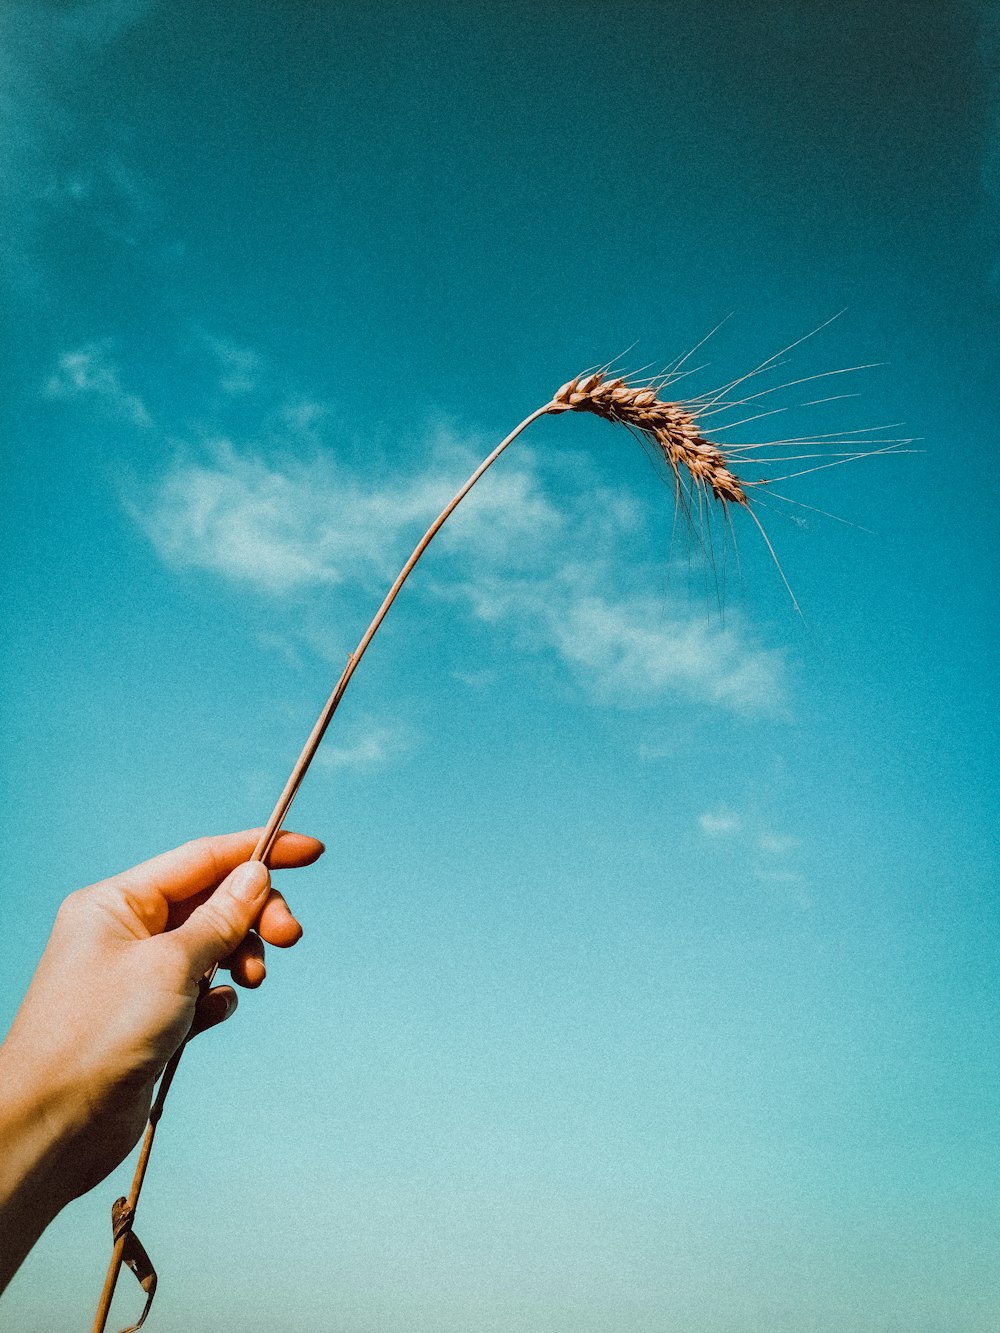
94, 355, 895, 1329
89, 1059, 180, 1332
248, 402, 554, 868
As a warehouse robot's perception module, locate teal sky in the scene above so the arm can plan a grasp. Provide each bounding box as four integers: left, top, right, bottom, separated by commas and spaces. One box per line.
2, 2, 998, 1329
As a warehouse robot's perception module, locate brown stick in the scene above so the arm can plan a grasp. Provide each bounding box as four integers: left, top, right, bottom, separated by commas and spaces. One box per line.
90, 401, 554, 1333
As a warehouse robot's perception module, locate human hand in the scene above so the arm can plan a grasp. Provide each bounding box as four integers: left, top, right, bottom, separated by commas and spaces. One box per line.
0, 828, 323, 1285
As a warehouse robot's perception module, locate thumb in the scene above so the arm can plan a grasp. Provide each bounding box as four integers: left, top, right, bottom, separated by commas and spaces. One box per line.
173, 861, 271, 981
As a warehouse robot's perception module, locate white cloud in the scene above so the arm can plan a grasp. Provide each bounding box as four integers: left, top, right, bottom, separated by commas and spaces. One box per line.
129, 436, 457, 595
455, 569, 787, 716
314, 722, 411, 771
546, 586, 785, 714
698, 806, 802, 853
129, 430, 563, 597
698, 807, 743, 838
196, 331, 262, 397
43, 341, 152, 428
438, 456, 565, 569
278, 399, 330, 438
756, 831, 801, 855
127, 416, 789, 715
698, 805, 808, 902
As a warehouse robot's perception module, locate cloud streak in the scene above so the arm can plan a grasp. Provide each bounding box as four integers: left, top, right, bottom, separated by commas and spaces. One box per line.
130, 438, 455, 595
44, 341, 152, 428
698, 807, 742, 837
133, 439, 787, 715
697, 804, 807, 902
454, 571, 786, 715
195, 331, 262, 397
313, 721, 412, 772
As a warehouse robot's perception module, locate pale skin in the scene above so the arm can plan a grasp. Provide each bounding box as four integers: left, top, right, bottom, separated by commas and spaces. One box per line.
0, 828, 324, 1294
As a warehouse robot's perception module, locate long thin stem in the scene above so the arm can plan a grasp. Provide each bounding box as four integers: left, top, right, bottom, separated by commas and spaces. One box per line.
249, 401, 553, 863
91, 400, 554, 1333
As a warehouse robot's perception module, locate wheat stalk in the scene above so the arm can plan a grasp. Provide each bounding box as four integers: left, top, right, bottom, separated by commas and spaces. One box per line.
92, 355, 901, 1331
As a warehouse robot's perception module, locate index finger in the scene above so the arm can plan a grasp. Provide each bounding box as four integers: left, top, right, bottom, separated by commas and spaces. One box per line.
109, 828, 325, 905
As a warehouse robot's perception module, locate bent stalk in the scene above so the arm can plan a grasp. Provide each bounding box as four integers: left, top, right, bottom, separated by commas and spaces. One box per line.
93, 358, 894, 1329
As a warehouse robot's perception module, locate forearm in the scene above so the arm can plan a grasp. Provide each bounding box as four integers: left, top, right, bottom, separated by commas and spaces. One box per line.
0, 1048, 80, 1293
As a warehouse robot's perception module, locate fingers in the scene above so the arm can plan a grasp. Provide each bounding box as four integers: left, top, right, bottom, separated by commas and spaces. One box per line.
190, 984, 238, 1037
165, 885, 303, 947
117, 828, 325, 907
196, 890, 303, 992
222, 931, 266, 988
171, 861, 274, 981
257, 889, 303, 948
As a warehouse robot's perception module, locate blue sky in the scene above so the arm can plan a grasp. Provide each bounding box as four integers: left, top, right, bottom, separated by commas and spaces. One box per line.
1, 1, 998, 1329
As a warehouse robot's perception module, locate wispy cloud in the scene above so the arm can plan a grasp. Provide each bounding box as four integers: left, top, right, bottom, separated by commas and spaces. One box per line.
134, 433, 785, 714
697, 804, 807, 902
454, 570, 786, 715
313, 721, 412, 771
129, 437, 453, 595
756, 831, 801, 856
43, 341, 152, 428
130, 423, 787, 714
698, 807, 743, 837
196, 331, 262, 397
547, 583, 784, 714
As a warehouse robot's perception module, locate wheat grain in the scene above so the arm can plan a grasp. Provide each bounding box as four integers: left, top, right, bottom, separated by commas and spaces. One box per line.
548, 371, 750, 507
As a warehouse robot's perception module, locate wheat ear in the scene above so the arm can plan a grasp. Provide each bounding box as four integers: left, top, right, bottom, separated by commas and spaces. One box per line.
550, 371, 750, 506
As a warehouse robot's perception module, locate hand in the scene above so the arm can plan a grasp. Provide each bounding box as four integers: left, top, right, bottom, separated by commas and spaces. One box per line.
0, 828, 324, 1291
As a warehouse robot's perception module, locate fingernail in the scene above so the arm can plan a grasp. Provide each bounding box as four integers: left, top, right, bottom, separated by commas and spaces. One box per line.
230, 862, 269, 902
